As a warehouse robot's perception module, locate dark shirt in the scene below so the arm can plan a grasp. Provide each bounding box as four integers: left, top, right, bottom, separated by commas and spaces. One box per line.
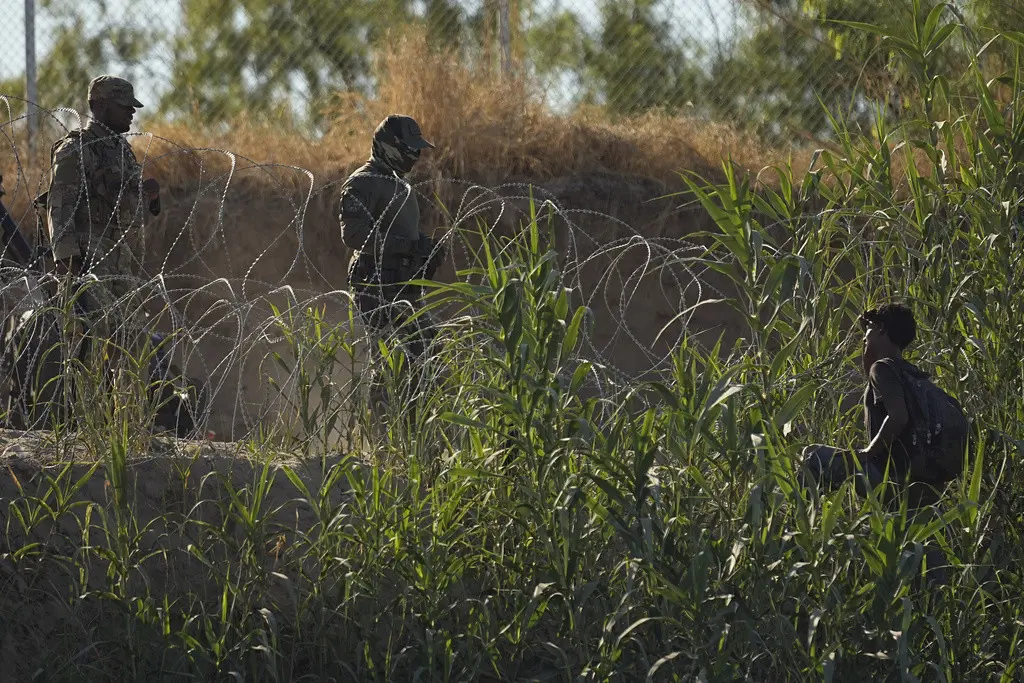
338, 158, 421, 260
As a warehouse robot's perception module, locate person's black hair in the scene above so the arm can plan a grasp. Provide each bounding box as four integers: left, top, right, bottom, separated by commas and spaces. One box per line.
860, 303, 916, 349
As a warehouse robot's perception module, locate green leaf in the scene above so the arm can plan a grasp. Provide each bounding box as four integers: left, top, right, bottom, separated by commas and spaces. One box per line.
975, 70, 1007, 138
768, 316, 809, 384
921, 2, 948, 46
829, 19, 893, 38
927, 22, 957, 55
439, 412, 490, 431
648, 381, 681, 411
561, 305, 589, 361
281, 466, 313, 503
701, 382, 744, 418
773, 383, 816, 431
570, 361, 593, 394
968, 437, 983, 526
821, 498, 840, 540
1001, 31, 1024, 51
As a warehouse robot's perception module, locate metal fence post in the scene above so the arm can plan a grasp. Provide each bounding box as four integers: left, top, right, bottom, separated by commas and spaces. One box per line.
25, 0, 38, 154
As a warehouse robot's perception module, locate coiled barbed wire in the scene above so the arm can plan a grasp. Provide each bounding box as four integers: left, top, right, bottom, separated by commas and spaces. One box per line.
1, 99, 872, 447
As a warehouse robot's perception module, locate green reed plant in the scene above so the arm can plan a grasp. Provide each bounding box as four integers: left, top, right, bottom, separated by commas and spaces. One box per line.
8, 7, 1024, 681
265, 298, 361, 461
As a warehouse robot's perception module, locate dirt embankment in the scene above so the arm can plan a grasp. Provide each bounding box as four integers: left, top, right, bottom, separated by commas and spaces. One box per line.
131, 162, 748, 440
0, 33, 805, 439
0, 429, 359, 681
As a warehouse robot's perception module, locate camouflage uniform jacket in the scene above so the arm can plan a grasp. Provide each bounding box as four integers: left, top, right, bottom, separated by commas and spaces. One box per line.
339, 158, 426, 287
44, 120, 146, 264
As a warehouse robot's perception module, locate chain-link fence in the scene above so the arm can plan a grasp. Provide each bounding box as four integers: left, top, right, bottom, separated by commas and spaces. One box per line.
4, 0, 1016, 147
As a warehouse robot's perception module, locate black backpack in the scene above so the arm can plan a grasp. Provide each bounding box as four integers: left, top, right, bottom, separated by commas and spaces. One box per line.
878, 358, 970, 485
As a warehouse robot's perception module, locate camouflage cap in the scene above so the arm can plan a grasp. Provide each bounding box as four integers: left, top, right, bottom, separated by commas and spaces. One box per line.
88, 75, 144, 108
374, 115, 434, 150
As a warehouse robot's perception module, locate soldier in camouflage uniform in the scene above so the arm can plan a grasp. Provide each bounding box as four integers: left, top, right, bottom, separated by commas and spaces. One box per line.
339, 115, 446, 418
44, 74, 161, 356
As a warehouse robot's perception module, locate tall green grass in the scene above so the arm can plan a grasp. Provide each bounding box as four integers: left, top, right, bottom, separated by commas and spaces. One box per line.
4, 7, 1024, 681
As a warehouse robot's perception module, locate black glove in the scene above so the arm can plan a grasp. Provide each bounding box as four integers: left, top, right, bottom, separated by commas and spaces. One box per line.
425, 235, 447, 278
414, 232, 446, 278
427, 246, 445, 278
416, 233, 435, 257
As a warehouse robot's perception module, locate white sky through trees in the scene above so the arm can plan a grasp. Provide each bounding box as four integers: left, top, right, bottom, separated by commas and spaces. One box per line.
1, 0, 745, 113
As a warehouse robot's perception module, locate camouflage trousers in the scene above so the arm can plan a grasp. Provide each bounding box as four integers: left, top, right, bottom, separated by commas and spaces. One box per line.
58, 238, 152, 368
1, 239, 158, 430
799, 443, 944, 506
799, 445, 888, 497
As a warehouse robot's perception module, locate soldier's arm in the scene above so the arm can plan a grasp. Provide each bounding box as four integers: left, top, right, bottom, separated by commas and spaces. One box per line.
339, 182, 374, 252
124, 175, 160, 217
415, 231, 447, 279
119, 148, 149, 221
46, 139, 88, 262
129, 142, 162, 216
146, 178, 161, 216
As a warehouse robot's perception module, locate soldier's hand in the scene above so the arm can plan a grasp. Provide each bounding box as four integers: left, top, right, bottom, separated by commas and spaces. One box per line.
425, 241, 446, 278
54, 256, 83, 278
433, 231, 451, 263
415, 232, 434, 255
143, 178, 160, 201
143, 178, 161, 216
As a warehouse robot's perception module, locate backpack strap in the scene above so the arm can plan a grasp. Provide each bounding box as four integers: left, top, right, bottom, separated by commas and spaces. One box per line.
871, 357, 913, 398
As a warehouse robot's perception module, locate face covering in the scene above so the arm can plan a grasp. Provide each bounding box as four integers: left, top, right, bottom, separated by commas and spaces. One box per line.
371, 137, 419, 176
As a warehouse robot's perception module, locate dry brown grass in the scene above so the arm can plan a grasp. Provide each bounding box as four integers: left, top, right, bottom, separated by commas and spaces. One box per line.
0, 28, 815, 224
137, 30, 799, 193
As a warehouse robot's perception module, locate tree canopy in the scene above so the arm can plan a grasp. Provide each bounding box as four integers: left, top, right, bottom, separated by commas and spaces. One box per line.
6, 0, 1024, 141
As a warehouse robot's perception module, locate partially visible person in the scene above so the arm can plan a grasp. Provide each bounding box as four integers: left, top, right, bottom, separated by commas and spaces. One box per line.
43, 74, 161, 354
0, 77, 207, 438
801, 303, 968, 503
800, 302, 970, 583
338, 114, 446, 422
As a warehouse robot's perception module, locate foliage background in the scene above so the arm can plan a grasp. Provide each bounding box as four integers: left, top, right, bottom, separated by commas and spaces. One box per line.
1, 0, 1021, 142
3, 1, 1024, 681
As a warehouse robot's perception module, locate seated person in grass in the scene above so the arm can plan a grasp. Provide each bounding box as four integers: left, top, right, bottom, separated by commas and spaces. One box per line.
801, 303, 968, 506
